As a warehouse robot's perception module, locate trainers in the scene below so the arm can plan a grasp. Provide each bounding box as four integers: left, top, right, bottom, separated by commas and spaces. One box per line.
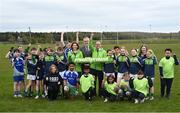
140, 98, 145, 103
14, 95, 18, 98
41, 94, 45, 98
104, 98, 108, 103
149, 96, 154, 100
24, 91, 28, 97
35, 95, 39, 99
17, 94, 23, 98
134, 99, 139, 104
145, 97, 149, 100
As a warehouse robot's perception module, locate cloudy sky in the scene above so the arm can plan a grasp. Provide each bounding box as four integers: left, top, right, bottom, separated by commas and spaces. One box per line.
0, 0, 180, 32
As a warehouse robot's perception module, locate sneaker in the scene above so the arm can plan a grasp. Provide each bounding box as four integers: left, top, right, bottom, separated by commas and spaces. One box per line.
134, 99, 139, 104
145, 97, 149, 100
88, 97, 92, 101
17, 94, 23, 98
149, 96, 154, 100
14, 95, 18, 98
104, 98, 108, 103
140, 98, 145, 103
41, 94, 45, 98
24, 91, 28, 97
35, 95, 39, 99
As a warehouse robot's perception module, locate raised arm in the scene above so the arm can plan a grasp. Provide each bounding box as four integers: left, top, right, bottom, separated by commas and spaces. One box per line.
76, 32, 79, 43
61, 32, 65, 47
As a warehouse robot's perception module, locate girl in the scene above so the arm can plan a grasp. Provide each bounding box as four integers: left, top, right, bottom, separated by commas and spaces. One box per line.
138, 45, 148, 60
68, 42, 83, 77
117, 47, 130, 84
104, 49, 115, 77
102, 75, 118, 102
44, 64, 63, 101
129, 49, 142, 77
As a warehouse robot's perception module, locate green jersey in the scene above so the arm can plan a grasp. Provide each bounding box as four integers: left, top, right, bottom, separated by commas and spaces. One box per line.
104, 81, 117, 95
68, 50, 83, 72
80, 74, 95, 93
133, 77, 149, 96
89, 40, 107, 71
159, 57, 175, 78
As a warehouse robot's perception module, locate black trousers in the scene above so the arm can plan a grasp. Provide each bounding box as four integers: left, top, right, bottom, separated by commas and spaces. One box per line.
83, 87, 94, 100
132, 90, 145, 100
160, 78, 173, 97
48, 85, 59, 100
102, 88, 117, 101
90, 69, 104, 96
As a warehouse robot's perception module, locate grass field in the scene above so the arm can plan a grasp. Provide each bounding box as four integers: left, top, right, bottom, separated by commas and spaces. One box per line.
0, 39, 180, 112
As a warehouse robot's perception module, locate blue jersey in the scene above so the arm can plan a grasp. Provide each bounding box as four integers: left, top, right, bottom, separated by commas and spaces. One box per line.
12, 57, 24, 76
55, 53, 67, 72
129, 56, 142, 74
142, 57, 157, 77
64, 48, 72, 60
63, 70, 79, 86
117, 55, 130, 73
27, 59, 38, 75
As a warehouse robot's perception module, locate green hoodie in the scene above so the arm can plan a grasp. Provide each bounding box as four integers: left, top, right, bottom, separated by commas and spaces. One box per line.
89, 40, 107, 71
68, 50, 83, 72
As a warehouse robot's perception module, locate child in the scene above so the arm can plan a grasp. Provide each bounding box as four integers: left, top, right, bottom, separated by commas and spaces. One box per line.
102, 75, 119, 102
44, 48, 56, 76
25, 48, 38, 97
35, 51, 45, 99
129, 70, 153, 104
118, 72, 132, 100
44, 64, 63, 101
63, 62, 79, 99
117, 47, 130, 84
142, 49, 157, 82
80, 64, 95, 101
104, 49, 115, 77
12, 49, 25, 98
129, 49, 142, 77
159, 48, 179, 99
55, 46, 67, 78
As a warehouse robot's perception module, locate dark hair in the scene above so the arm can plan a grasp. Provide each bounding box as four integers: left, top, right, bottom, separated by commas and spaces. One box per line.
114, 46, 120, 50
14, 49, 20, 53
165, 48, 172, 53
137, 70, 144, 75
107, 49, 112, 53
31, 47, 37, 51
57, 47, 64, 51
107, 75, 115, 84
68, 62, 75, 67
71, 42, 79, 50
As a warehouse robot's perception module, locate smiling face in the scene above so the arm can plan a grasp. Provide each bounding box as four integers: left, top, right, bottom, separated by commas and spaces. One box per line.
131, 49, 137, 56
165, 50, 172, 57
120, 48, 126, 56
141, 46, 147, 55
95, 41, 101, 49
108, 76, 114, 84
72, 43, 78, 51
83, 37, 89, 46
107, 50, 113, 56
69, 64, 75, 71
146, 51, 152, 58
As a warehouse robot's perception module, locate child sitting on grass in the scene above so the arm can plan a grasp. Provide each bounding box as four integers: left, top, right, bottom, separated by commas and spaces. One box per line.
102, 75, 119, 102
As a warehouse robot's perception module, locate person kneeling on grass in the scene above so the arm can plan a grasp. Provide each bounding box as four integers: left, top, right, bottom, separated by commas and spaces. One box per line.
129, 70, 154, 104
102, 75, 119, 103
80, 64, 95, 101
44, 64, 63, 101
63, 62, 79, 99
118, 72, 132, 101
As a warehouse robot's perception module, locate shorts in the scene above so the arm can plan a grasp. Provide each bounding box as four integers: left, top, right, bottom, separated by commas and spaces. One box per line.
13, 76, 24, 82
68, 84, 78, 96
27, 74, 36, 80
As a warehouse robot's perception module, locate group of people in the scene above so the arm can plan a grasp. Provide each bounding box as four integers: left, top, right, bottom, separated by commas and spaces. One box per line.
6, 32, 179, 103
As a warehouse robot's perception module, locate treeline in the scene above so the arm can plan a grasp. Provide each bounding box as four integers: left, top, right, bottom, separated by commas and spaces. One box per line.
0, 31, 180, 44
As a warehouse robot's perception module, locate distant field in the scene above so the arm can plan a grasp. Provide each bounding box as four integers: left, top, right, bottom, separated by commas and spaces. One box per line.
0, 39, 180, 112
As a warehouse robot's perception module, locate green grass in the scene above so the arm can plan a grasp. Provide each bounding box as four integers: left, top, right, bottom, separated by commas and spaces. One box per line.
0, 40, 180, 112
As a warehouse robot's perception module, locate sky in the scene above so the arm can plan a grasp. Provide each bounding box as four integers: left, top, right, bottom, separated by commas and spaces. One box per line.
0, 0, 180, 32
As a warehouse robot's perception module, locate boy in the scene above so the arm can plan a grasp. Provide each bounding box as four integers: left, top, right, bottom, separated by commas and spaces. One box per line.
63, 62, 79, 99
129, 70, 153, 104
159, 48, 179, 99
12, 49, 25, 97
80, 64, 95, 101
